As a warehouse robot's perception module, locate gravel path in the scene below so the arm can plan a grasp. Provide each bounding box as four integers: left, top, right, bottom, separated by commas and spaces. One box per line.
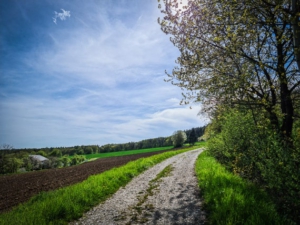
70, 148, 206, 225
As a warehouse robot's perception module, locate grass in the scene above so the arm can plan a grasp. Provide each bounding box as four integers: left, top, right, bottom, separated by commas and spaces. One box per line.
195, 151, 293, 225
84, 142, 206, 160
83, 142, 207, 160
0, 145, 201, 225
125, 164, 174, 224
84, 146, 174, 160
138, 164, 174, 207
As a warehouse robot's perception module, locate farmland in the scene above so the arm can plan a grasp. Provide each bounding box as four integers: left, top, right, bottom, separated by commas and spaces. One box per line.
0, 145, 202, 214
0, 146, 200, 225
83, 146, 174, 160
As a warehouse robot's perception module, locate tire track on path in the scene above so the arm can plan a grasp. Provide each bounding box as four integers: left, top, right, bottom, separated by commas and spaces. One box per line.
71, 148, 206, 225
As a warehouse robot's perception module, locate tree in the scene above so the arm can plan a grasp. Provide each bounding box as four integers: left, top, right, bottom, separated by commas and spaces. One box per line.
23, 157, 33, 171
188, 128, 197, 145
92, 145, 99, 153
71, 154, 86, 166
37, 150, 47, 157
77, 148, 84, 155
0, 144, 14, 150
49, 148, 62, 157
61, 155, 71, 167
84, 146, 93, 154
1, 155, 23, 173
171, 130, 187, 147
71, 154, 80, 166
292, 0, 300, 69
158, 0, 300, 144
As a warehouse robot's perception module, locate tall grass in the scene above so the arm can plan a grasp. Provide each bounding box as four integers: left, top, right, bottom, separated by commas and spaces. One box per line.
195, 151, 293, 225
0, 146, 200, 225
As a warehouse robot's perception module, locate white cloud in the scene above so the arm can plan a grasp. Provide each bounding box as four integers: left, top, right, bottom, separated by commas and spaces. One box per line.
53, 9, 71, 24
1, 2, 208, 148
0, 95, 207, 148
32, 3, 178, 88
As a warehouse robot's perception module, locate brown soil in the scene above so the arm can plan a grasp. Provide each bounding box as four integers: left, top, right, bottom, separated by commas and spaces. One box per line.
0, 150, 173, 213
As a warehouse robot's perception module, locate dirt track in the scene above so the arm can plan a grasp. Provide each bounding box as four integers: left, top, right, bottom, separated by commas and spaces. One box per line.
0, 150, 174, 213
71, 149, 206, 225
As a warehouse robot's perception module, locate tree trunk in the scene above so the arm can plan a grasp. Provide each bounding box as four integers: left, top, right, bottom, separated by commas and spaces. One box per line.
278, 42, 294, 143
280, 85, 294, 141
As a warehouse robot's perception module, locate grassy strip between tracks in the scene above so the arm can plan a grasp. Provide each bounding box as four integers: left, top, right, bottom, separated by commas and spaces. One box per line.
195, 151, 292, 225
0, 146, 201, 225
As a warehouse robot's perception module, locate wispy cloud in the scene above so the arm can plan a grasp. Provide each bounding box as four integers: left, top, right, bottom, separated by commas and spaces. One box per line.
53, 9, 71, 24
0, 1, 208, 148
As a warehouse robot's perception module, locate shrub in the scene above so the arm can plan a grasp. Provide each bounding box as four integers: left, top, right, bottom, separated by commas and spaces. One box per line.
71, 154, 86, 166
207, 109, 300, 223
61, 155, 71, 167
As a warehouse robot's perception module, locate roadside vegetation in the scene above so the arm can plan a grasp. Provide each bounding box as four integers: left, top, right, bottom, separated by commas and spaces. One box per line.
159, 0, 300, 223
0, 145, 201, 225
205, 109, 300, 223
195, 151, 294, 225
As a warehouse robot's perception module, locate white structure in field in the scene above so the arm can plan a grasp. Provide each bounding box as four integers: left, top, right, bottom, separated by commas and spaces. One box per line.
29, 155, 50, 169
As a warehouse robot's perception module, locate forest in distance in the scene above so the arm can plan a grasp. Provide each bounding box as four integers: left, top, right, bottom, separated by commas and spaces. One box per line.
0, 126, 205, 174
0, 126, 205, 154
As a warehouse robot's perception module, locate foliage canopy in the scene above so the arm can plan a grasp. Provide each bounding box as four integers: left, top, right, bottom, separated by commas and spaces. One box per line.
158, 0, 300, 142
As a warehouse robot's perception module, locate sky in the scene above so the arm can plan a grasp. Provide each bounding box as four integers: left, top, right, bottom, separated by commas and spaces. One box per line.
0, 0, 207, 149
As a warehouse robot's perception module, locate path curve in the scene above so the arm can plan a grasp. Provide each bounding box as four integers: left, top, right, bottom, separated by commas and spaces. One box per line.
71, 148, 206, 225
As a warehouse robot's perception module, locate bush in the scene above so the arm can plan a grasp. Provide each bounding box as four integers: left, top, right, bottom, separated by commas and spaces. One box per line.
61, 155, 71, 167
71, 154, 86, 166
207, 109, 300, 223
48, 157, 63, 168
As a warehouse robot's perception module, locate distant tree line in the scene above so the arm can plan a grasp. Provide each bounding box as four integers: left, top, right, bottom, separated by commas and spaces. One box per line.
184, 127, 206, 144
0, 126, 206, 174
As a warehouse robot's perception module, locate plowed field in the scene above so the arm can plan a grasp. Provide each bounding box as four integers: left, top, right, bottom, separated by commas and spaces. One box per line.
0, 150, 173, 213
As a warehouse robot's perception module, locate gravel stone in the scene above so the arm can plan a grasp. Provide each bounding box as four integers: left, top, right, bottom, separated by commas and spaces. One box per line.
70, 148, 206, 225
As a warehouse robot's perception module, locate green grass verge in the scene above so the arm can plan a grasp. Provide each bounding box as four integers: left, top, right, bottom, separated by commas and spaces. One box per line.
195, 151, 292, 225
0, 146, 201, 225
84, 146, 174, 160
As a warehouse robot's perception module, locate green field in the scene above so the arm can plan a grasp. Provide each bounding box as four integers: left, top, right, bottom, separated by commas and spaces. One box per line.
84, 146, 174, 160
84, 142, 207, 160
0, 146, 200, 225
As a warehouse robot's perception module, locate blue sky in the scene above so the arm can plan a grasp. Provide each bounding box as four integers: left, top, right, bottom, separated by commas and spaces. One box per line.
0, 0, 207, 148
